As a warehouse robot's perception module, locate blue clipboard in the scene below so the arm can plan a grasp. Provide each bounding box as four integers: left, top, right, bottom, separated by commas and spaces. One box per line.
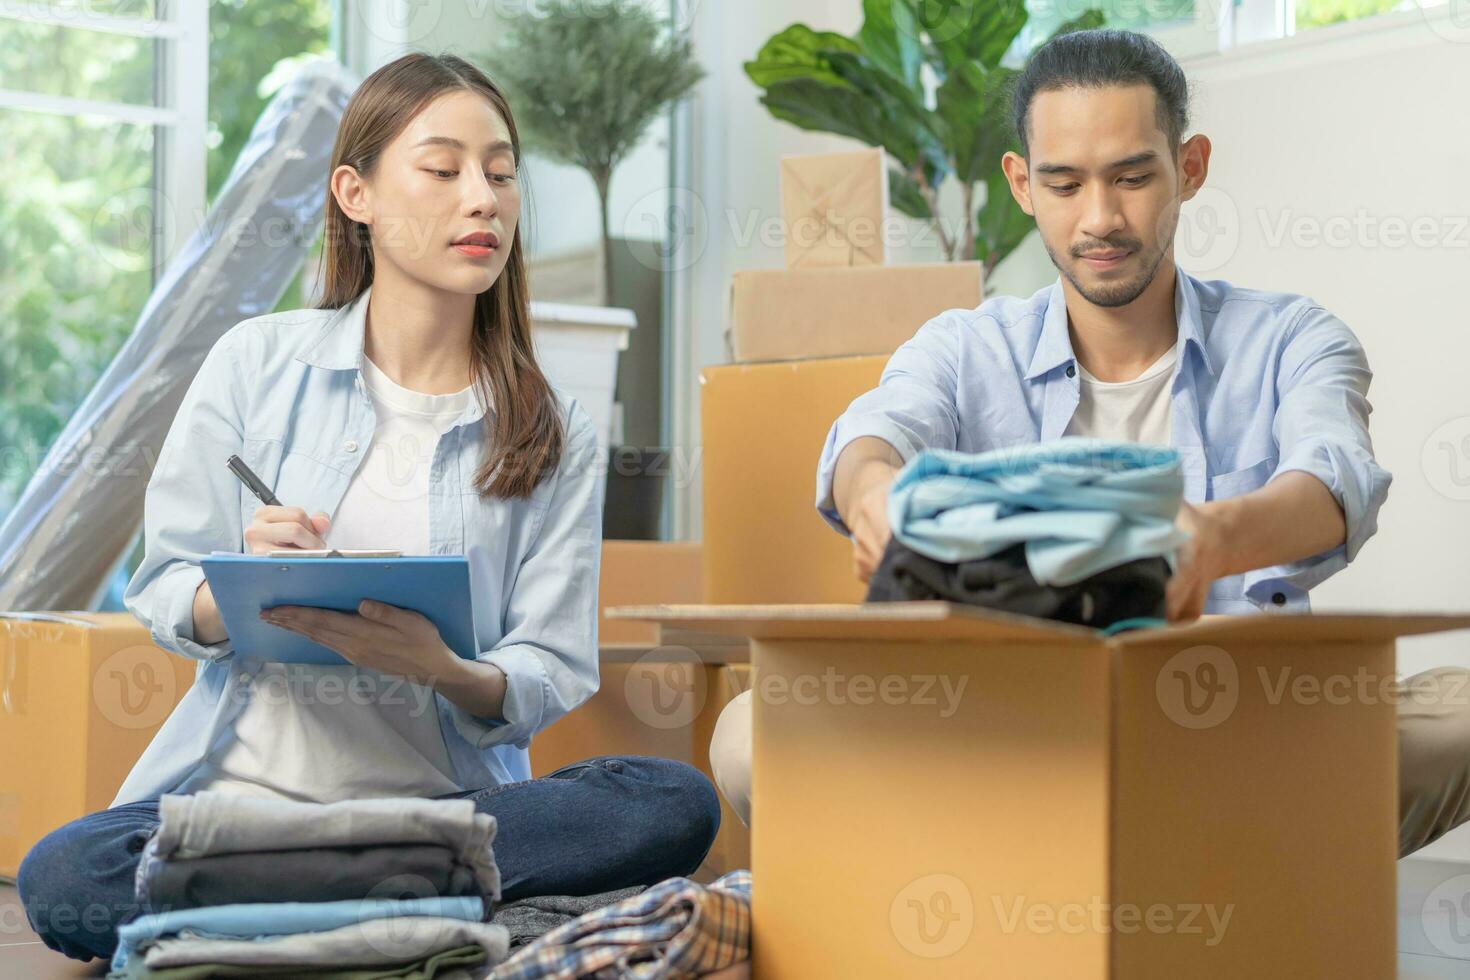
201, 554, 477, 666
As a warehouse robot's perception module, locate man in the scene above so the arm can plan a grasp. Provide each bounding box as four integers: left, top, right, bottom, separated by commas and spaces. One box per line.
709, 28, 1470, 861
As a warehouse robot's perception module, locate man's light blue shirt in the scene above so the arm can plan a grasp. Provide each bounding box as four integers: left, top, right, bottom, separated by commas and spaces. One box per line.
815, 265, 1392, 614
118, 287, 604, 805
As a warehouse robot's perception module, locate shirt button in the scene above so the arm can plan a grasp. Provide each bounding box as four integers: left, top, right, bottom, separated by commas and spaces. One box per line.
344, 439, 358, 453
1066, 365, 1077, 378
1271, 592, 1288, 606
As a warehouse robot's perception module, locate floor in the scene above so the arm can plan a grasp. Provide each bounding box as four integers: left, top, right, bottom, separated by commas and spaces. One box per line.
6, 863, 1470, 978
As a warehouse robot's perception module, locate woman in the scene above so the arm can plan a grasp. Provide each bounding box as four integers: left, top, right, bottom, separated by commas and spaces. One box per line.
18, 53, 718, 963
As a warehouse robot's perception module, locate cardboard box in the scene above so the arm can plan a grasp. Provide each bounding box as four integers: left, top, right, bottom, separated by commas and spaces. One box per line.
701, 356, 885, 606
729, 262, 983, 363
0, 612, 196, 877
531, 659, 752, 877
611, 602, 1470, 979
779, 148, 888, 270
599, 541, 704, 646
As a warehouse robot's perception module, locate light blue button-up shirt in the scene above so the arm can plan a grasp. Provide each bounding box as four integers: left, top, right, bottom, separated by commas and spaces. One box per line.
117, 287, 603, 805
815, 266, 1392, 614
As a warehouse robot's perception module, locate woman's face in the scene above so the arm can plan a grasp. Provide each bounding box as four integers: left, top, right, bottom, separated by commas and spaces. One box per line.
333, 89, 521, 296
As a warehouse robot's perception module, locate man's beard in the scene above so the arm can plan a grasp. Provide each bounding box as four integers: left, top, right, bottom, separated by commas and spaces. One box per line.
1044, 233, 1171, 309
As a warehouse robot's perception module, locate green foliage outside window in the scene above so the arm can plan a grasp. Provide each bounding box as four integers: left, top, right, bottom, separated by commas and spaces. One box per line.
0, 1, 333, 516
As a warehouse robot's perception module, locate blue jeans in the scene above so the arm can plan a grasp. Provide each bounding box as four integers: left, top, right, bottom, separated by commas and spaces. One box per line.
16, 755, 719, 962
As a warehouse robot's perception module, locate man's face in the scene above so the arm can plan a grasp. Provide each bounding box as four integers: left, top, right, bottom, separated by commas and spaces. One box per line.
1004, 84, 1198, 309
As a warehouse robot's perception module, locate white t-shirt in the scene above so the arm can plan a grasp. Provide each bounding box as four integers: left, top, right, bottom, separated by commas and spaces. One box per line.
1063, 343, 1178, 446
180, 355, 474, 803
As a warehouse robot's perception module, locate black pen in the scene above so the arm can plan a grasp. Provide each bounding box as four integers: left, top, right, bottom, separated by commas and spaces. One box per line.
226, 454, 282, 507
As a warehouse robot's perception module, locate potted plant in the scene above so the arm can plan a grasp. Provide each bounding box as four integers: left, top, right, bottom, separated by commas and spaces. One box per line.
746, 0, 1104, 279
488, 0, 705, 306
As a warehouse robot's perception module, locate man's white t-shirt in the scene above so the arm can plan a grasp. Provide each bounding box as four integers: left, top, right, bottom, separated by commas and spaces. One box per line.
1063, 343, 1178, 445
180, 355, 474, 802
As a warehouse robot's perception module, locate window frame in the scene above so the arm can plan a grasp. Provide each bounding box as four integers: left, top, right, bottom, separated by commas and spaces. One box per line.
0, 1, 209, 276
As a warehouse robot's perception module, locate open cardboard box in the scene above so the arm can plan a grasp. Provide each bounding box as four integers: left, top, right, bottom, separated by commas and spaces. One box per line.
609, 601, 1470, 979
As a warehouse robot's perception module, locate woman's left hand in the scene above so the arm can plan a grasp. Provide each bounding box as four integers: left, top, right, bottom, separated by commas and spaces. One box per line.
260, 600, 459, 686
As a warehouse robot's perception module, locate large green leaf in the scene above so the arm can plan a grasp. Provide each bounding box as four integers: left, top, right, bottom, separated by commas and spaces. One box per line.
824, 50, 948, 173
744, 24, 862, 88
935, 62, 1016, 187
759, 79, 896, 155
907, 0, 1029, 72
859, 0, 923, 90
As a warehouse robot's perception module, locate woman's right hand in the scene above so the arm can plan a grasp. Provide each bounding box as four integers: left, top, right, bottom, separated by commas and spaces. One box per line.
190, 507, 333, 645
243, 506, 332, 554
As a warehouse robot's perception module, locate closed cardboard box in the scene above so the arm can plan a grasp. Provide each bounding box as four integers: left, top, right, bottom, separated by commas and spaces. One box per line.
0, 612, 196, 877
729, 262, 983, 363
599, 541, 704, 646
614, 602, 1470, 979
701, 356, 885, 606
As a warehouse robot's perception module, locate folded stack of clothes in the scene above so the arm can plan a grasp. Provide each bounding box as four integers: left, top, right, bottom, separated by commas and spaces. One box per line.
109, 791, 510, 979
867, 439, 1189, 630
491, 870, 751, 980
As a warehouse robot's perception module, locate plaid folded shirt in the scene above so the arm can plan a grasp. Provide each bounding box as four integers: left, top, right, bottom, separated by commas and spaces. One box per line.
490, 871, 751, 980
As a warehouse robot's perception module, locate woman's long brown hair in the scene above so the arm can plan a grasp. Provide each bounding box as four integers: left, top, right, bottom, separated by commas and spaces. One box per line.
317, 53, 562, 500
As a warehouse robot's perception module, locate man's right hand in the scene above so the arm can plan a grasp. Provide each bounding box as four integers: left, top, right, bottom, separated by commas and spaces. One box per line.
832, 436, 905, 585
849, 477, 896, 584
243, 505, 332, 554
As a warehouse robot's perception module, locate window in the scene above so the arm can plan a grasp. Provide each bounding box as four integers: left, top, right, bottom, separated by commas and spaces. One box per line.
0, 1, 207, 520
0, 0, 339, 607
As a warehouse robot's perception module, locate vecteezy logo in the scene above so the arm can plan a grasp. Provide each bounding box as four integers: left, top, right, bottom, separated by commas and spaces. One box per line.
890, 874, 974, 959
1422, 417, 1470, 501
92, 645, 175, 730
355, 0, 443, 47
1419, 0, 1470, 44
1423, 873, 1470, 958
1156, 645, 1239, 730
1171, 187, 1240, 273
625, 647, 706, 730
621, 184, 709, 275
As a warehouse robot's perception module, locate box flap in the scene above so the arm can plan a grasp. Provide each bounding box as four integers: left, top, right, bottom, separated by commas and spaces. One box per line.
1109, 611, 1470, 647
606, 602, 1104, 645
608, 603, 1470, 647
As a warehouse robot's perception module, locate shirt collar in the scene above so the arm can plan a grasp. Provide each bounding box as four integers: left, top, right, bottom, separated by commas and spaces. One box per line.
295, 285, 490, 426
1023, 264, 1216, 381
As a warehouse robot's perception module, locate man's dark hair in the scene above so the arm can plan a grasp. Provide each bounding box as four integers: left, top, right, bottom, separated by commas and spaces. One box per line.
1011, 28, 1190, 160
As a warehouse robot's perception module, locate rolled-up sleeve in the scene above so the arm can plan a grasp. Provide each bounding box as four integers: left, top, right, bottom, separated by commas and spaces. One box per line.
1243, 305, 1392, 604
449, 403, 603, 751
814, 314, 962, 536
123, 330, 249, 662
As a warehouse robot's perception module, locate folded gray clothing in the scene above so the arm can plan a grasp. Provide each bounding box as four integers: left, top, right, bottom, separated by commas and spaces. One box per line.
141, 916, 510, 970
137, 843, 483, 914
154, 792, 499, 900
491, 887, 645, 949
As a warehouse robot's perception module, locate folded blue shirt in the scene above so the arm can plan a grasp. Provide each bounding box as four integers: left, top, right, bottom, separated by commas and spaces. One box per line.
887, 439, 1190, 587
111, 895, 485, 972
